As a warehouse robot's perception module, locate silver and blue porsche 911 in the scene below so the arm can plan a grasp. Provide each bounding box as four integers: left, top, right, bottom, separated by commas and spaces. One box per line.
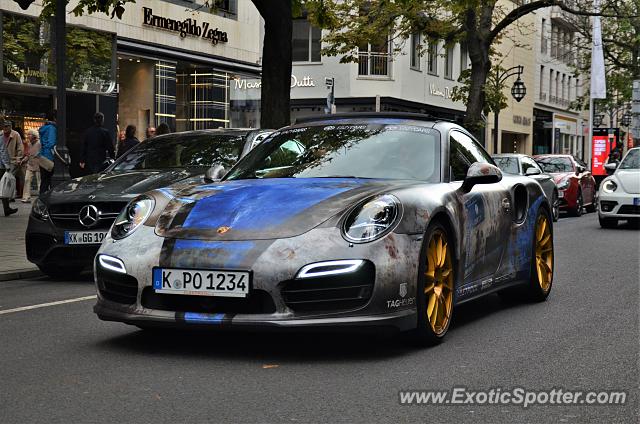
94, 113, 554, 344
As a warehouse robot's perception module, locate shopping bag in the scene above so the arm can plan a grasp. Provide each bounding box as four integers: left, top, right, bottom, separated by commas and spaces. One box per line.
0, 171, 16, 199
37, 155, 54, 172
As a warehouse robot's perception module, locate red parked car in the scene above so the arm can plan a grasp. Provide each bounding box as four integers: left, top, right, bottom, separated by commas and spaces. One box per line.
534, 154, 597, 216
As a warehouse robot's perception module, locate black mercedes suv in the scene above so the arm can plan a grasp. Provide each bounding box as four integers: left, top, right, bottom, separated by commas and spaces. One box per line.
26, 128, 272, 277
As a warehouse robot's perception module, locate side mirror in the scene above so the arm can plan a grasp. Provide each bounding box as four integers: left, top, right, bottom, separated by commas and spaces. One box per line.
604, 162, 618, 175
525, 167, 542, 176
100, 158, 115, 173
460, 162, 503, 193
204, 164, 226, 183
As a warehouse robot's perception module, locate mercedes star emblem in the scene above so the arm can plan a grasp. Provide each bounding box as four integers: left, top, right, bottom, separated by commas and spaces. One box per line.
79, 205, 100, 228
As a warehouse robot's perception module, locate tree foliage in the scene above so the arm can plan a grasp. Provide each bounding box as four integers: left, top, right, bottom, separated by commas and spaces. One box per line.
312, 0, 621, 139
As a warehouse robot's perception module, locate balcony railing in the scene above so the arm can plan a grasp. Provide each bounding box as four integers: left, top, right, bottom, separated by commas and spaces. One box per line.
358, 52, 391, 77
539, 92, 547, 101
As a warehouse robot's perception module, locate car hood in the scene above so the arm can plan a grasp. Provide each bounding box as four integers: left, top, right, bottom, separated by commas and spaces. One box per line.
549, 172, 573, 184
615, 169, 640, 193
155, 178, 413, 241
47, 169, 200, 204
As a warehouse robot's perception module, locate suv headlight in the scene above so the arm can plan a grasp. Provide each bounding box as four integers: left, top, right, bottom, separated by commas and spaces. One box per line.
111, 196, 155, 240
557, 178, 570, 190
602, 179, 617, 193
343, 195, 400, 243
31, 198, 49, 220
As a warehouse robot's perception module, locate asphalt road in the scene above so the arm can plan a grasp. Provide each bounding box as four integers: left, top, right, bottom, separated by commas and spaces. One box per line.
0, 214, 638, 424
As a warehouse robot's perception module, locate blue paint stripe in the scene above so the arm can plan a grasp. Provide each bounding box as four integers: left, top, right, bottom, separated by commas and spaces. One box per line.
184, 312, 225, 324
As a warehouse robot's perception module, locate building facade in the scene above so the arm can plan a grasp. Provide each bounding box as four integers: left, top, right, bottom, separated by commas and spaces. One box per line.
1, 0, 262, 175
532, 5, 586, 159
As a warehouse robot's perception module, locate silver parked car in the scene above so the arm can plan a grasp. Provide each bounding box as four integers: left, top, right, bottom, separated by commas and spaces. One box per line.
493, 153, 559, 221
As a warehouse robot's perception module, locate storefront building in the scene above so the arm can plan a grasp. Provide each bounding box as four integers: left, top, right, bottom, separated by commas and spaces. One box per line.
1, 0, 262, 175
532, 6, 586, 159
244, 17, 468, 132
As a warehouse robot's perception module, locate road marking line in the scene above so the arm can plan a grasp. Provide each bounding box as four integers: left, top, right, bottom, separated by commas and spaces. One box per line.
0, 295, 97, 315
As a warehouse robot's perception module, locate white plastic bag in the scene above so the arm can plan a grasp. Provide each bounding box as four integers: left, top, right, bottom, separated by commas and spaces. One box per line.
0, 171, 16, 199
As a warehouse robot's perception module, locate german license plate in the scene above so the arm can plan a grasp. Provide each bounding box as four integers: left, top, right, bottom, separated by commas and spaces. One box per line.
152, 268, 250, 298
634, 198, 640, 206
558, 191, 564, 198
64, 231, 107, 245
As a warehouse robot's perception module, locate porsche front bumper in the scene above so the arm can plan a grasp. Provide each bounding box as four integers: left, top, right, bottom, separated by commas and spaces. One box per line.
93, 225, 422, 332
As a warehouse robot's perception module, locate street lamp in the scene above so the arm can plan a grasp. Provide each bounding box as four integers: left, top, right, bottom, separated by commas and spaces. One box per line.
493, 65, 526, 154
593, 114, 604, 127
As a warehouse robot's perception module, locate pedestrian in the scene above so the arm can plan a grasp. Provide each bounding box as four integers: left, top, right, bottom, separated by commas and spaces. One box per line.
2, 121, 24, 201
79, 112, 115, 174
145, 126, 156, 140
156, 122, 171, 136
117, 125, 140, 158
38, 110, 57, 194
0, 132, 17, 216
16, 126, 27, 199
20, 129, 41, 203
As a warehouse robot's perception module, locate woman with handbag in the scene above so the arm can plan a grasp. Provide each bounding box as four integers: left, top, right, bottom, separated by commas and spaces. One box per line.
0, 135, 17, 216
21, 130, 41, 203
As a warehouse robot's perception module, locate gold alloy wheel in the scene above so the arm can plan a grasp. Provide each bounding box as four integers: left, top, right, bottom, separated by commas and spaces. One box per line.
535, 214, 553, 292
424, 229, 454, 335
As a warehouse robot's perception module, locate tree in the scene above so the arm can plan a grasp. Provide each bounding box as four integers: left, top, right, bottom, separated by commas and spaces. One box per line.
314, 0, 616, 139
38, 0, 294, 129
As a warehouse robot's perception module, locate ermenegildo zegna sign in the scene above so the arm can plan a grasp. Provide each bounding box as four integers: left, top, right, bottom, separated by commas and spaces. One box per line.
142, 7, 229, 45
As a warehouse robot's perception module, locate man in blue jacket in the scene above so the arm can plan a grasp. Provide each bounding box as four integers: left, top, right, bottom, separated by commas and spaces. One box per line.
38, 110, 57, 194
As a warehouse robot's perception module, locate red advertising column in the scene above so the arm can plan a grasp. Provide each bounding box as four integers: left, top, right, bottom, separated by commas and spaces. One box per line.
591, 129, 611, 177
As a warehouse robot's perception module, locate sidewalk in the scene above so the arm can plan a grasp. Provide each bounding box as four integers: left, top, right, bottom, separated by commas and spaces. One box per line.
0, 200, 42, 281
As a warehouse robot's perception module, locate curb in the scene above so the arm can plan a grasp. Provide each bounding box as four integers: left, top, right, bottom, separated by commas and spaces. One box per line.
0, 268, 43, 282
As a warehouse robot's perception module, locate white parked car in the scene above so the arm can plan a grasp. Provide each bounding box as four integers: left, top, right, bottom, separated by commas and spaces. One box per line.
598, 147, 640, 228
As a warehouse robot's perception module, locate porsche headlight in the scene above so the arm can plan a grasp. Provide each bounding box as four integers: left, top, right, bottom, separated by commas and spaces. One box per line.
31, 198, 49, 220
111, 196, 155, 240
557, 178, 570, 190
343, 195, 400, 243
602, 179, 618, 193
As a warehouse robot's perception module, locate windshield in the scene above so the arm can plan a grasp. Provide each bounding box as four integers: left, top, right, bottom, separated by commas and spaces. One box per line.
112, 133, 245, 171
619, 149, 640, 169
536, 157, 574, 173
225, 124, 441, 182
493, 157, 520, 174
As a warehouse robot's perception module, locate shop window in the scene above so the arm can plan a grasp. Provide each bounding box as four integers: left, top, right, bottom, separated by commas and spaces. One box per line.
213, 0, 238, 19
155, 61, 177, 131
459, 42, 469, 73
2, 12, 114, 93
293, 19, 321, 63
358, 38, 391, 77
444, 45, 454, 79
427, 39, 438, 75
410, 33, 421, 70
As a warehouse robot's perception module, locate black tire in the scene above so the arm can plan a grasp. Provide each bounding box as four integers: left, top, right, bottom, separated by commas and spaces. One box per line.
599, 216, 618, 228
38, 264, 85, 279
569, 190, 583, 217
585, 190, 597, 213
551, 190, 560, 222
406, 221, 455, 346
523, 207, 554, 302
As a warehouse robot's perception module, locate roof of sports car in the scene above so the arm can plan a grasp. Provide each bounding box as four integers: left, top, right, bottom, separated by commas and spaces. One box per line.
294, 112, 455, 125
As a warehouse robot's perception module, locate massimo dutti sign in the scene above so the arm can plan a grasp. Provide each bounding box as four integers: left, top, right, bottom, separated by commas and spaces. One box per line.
142, 7, 229, 45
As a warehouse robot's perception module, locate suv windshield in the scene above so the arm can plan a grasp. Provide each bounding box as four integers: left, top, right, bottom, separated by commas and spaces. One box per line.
225, 124, 441, 182
619, 149, 640, 169
536, 156, 574, 173
493, 157, 520, 174
112, 133, 245, 171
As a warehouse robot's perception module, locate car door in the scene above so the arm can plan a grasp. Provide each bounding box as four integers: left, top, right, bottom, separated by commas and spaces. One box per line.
449, 131, 511, 287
